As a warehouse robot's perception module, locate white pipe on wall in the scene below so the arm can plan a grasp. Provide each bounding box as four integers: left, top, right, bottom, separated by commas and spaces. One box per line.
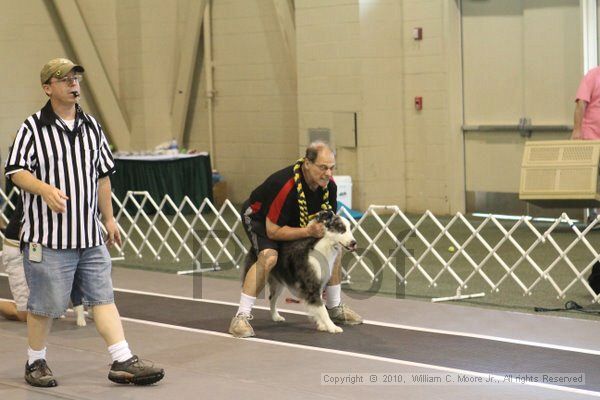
204, 0, 215, 170
582, 0, 598, 72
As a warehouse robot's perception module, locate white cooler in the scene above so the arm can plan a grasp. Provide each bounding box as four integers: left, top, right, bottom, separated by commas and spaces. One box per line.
334, 175, 352, 209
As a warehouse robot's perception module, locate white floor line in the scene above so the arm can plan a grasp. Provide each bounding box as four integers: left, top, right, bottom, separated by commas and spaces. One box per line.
1, 274, 599, 398
119, 316, 600, 398
112, 285, 600, 356
2, 274, 600, 355
0, 304, 596, 398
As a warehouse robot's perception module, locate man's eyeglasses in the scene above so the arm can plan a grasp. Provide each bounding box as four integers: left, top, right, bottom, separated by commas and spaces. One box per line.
311, 162, 336, 172
51, 75, 83, 84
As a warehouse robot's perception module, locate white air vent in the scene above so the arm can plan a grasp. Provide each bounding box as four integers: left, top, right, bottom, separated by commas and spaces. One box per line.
520, 140, 600, 204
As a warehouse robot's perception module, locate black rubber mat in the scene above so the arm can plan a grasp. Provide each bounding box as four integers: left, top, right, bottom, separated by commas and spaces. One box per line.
2, 276, 599, 392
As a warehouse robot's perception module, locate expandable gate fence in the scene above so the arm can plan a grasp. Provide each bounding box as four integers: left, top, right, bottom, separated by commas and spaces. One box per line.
2, 188, 600, 304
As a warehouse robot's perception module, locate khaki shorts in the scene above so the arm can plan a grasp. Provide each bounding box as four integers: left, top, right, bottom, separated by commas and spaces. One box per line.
3, 238, 28, 312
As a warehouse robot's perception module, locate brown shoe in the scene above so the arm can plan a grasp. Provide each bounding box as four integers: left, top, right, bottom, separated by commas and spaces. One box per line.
25, 359, 57, 387
229, 313, 255, 338
327, 303, 363, 325
108, 355, 165, 385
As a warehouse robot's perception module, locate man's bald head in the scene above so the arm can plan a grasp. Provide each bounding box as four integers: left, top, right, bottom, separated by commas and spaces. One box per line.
305, 141, 334, 162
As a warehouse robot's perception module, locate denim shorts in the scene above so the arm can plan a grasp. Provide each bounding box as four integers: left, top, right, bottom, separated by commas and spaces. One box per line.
23, 244, 114, 318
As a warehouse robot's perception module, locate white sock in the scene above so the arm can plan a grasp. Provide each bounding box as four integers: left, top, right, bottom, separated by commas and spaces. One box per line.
326, 284, 342, 309
28, 347, 47, 365
108, 340, 133, 363
237, 293, 256, 316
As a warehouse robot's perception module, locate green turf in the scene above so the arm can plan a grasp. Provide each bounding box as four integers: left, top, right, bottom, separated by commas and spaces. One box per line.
111, 210, 600, 320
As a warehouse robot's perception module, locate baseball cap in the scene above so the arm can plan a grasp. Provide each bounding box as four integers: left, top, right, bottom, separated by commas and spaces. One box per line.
40, 58, 85, 84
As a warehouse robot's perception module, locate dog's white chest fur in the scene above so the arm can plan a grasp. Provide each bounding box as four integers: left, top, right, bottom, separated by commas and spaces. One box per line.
308, 237, 339, 288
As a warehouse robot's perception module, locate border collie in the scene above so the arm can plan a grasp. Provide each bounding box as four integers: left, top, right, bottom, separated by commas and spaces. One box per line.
243, 210, 357, 333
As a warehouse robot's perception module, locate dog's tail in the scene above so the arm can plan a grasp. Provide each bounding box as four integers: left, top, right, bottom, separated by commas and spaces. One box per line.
241, 247, 258, 284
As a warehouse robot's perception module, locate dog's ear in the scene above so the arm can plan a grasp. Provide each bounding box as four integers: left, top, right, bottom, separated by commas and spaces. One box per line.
316, 210, 335, 224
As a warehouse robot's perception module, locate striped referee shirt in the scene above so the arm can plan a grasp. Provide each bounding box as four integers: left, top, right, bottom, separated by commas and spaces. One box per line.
5, 100, 115, 249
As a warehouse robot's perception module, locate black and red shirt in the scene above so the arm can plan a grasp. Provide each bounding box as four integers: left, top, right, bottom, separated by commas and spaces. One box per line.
246, 163, 337, 228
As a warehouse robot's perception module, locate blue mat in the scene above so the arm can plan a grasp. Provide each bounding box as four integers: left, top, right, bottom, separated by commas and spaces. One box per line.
337, 201, 363, 219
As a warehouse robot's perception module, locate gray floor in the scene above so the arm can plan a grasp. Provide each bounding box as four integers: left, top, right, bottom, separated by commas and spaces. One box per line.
1, 267, 600, 399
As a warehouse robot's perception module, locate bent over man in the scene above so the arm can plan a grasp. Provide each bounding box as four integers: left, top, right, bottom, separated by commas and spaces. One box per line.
229, 141, 363, 338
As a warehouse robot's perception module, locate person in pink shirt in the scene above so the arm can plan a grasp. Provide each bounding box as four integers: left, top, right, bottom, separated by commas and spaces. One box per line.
572, 67, 600, 140
573, 67, 600, 224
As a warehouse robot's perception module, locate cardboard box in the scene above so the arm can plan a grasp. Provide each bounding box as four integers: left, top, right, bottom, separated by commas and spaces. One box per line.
213, 181, 227, 207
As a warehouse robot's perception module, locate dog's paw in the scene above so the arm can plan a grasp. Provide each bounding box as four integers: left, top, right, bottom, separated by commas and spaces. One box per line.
73, 305, 86, 326
317, 323, 342, 333
271, 313, 286, 322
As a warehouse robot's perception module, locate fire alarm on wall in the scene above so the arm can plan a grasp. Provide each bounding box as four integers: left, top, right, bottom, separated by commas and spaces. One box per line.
415, 96, 423, 111
412, 27, 422, 41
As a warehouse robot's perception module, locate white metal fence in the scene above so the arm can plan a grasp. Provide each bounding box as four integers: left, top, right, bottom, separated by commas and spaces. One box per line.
1, 188, 599, 303
338, 205, 600, 304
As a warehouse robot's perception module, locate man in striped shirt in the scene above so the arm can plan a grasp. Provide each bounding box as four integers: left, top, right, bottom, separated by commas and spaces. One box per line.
5, 58, 164, 387
229, 142, 363, 338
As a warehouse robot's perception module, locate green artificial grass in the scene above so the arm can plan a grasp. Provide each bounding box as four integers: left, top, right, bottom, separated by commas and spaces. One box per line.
111, 210, 600, 321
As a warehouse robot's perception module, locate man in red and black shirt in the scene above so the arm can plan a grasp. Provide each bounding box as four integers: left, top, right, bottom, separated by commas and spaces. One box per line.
229, 142, 363, 338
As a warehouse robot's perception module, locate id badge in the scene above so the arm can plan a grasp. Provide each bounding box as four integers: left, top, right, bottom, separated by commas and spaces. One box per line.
29, 243, 42, 263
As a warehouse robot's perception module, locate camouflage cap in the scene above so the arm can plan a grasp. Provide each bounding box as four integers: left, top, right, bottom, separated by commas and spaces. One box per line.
40, 58, 85, 84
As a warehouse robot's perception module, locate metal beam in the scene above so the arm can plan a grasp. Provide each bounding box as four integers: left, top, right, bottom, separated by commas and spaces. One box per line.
50, 0, 131, 150
172, 0, 207, 146
272, 0, 296, 69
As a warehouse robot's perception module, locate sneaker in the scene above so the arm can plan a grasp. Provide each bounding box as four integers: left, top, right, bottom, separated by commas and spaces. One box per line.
229, 313, 255, 338
108, 355, 165, 385
25, 359, 57, 387
327, 303, 363, 325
